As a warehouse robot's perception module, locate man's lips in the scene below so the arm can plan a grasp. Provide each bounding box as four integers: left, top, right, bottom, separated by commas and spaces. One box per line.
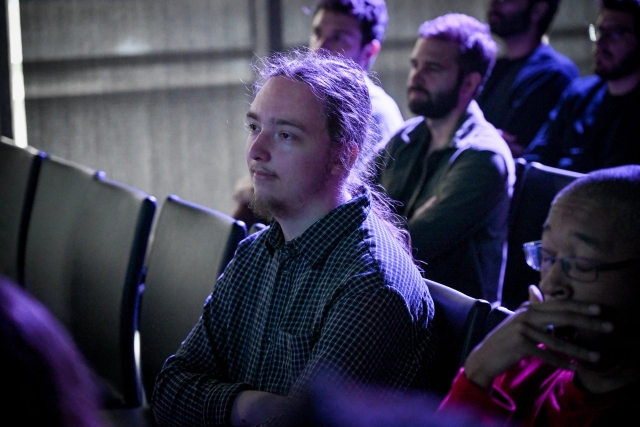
487, 11, 502, 22
595, 49, 612, 62
251, 167, 277, 180
408, 86, 429, 97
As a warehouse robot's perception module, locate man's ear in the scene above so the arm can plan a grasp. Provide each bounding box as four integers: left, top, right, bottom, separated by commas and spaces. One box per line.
360, 39, 381, 70
330, 143, 359, 176
460, 71, 483, 100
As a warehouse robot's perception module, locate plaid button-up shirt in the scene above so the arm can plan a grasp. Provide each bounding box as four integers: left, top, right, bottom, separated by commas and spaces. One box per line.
152, 191, 434, 427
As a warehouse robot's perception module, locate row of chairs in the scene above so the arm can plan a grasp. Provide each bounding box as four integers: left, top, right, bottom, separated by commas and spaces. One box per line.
1, 137, 578, 425
0, 137, 247, 412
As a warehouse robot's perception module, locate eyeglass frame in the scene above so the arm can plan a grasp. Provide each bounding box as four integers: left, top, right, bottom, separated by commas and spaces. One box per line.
588, 22, 635, 43
522, 240, 640, 283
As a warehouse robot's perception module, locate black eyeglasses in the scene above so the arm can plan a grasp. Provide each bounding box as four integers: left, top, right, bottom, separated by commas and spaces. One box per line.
588, 23, 635, 42
523, 240, 640, 283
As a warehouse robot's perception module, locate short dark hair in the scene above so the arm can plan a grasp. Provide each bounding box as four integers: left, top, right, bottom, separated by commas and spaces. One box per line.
531, 0, 561, 37
418, 13, 497, 91
313, 0, 389, 45
555, 164, 640, 249
600, 0, 640, 39
251, 48, 411, 253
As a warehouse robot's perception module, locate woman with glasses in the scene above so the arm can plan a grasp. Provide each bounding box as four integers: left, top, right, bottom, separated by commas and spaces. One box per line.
437, 165, 640, 426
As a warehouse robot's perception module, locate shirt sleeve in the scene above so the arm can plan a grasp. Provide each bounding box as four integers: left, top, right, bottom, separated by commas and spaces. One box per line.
287, 281, 431, 400
407, 149, 509, 260
523, 86, 574, 167
501, 68, 578, 150
437, 368, 515, 425
150, 278, 253, 427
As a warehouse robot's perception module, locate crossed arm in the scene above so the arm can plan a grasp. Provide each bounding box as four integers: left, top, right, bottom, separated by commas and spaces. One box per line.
151, 281, 430, 427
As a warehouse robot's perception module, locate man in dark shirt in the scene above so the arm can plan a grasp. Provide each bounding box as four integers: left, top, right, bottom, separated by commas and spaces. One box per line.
478, 0, 579, 158
377, 14, 515, 303
525, 0, 640, 172
151, 49, 434, 427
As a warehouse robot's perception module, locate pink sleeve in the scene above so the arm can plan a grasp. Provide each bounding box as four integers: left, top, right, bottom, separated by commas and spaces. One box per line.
437, 368, 516, 425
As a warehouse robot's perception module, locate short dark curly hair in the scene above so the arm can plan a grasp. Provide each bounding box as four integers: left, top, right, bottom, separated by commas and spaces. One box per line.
418, 13, 497, 94
600, 0, 640, 39
313, 0, 389, 45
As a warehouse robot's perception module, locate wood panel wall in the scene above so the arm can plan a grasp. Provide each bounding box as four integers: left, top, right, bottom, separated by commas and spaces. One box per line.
21, 0, 599, 215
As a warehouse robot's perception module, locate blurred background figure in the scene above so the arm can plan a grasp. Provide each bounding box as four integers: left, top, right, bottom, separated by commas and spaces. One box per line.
377, 13, 514, 303
309, 0, 404, 150
478, 0, 579, 158
525, 0, 640, 172
0, 276, 105, 427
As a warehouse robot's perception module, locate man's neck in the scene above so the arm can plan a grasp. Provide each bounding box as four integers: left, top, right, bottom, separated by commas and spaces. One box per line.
425, 107, 466, 151
502, 33, 541, 60
607, 69, 640, 96
276, 190, 351, 242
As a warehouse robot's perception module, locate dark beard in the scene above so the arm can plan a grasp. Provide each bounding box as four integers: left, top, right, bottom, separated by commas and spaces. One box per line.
595, 47, 640, 81
408, 83, 460, 119
489, 7, 532, 39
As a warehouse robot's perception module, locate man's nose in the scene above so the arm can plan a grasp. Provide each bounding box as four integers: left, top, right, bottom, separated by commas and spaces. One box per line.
538, 260, 572, 300
247, 132, 271, 162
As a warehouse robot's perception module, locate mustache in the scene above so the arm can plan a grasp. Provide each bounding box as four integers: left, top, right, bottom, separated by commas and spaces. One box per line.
488, 10, 503, 20
408, 85, 429, 95
595, 47, 613, 59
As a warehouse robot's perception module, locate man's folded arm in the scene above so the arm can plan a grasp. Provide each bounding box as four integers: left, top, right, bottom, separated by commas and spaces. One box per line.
408, 150, 510, 260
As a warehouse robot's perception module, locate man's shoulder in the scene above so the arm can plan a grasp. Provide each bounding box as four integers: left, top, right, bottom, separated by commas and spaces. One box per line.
515, 44, 580, 85
458, 103, 510, 153
343, 213, 424, 287
231, 228, 270, 262
552, 75, 607, 114
388, 116, 426, 143
563, 74, 606, 96
453, 103, 515, 182
530, 44, 579, 72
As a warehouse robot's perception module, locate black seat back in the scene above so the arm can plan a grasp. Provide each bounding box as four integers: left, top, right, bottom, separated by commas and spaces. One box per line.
24, 154, 156, 408
138, 195, 246, 402
502, 161, 583, 310
0, 138, 45, 283
426, 279, 491, 397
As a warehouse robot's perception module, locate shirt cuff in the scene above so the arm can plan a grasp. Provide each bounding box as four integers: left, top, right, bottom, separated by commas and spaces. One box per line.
438, 368, 515, 422
205, 382, 253, 427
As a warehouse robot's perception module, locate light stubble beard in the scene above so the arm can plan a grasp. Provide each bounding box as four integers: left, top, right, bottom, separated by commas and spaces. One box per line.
248, 163, 334, 222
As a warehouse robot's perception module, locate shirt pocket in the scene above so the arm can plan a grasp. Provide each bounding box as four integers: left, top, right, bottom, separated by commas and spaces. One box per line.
262, 330, 316, 394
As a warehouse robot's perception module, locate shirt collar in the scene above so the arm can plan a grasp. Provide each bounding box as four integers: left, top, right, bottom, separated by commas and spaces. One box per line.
265, 189, 371, 268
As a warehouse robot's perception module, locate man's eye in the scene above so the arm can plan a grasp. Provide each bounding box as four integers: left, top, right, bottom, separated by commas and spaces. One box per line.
540, 251, 555, 265
245, 123, 258, 132
280, 132, 292, 140
572, 259, 595, 273
541, 256, 554, 265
